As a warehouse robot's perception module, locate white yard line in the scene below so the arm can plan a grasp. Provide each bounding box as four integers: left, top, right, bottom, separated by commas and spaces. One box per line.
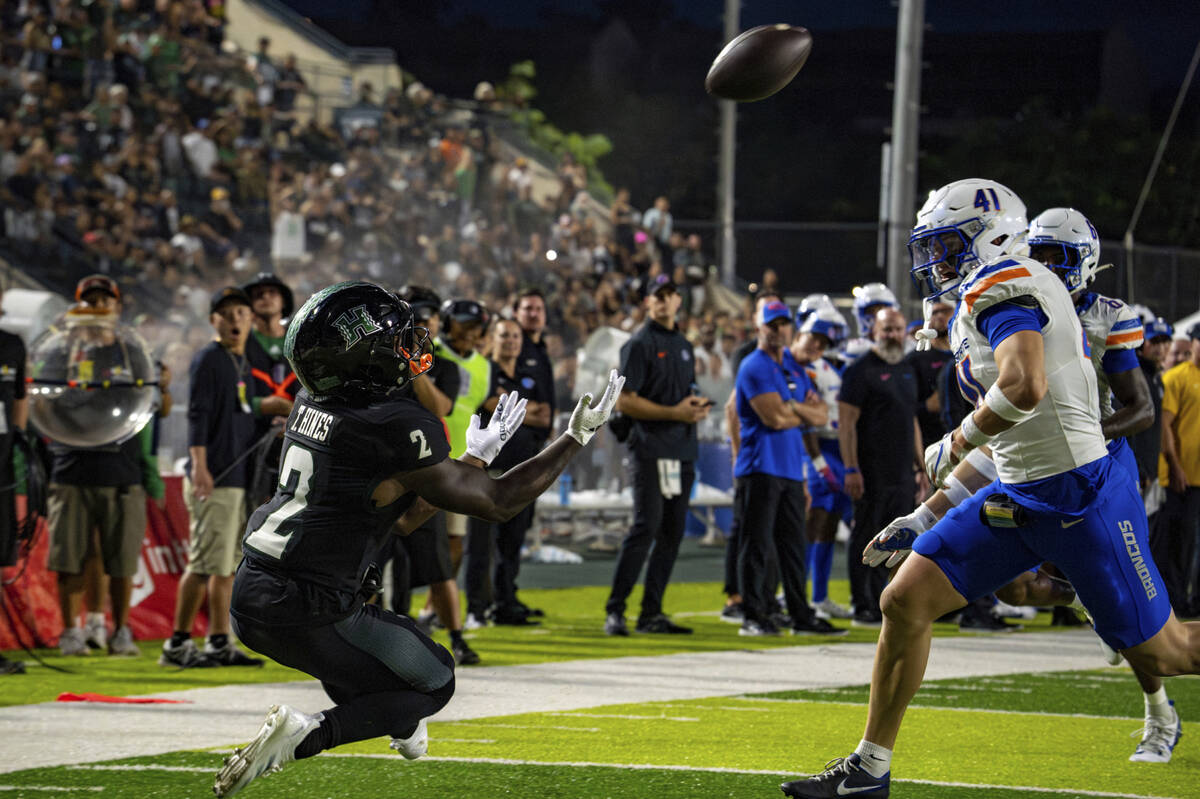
0, 629, 1119, 774
319, 754, 1184, 799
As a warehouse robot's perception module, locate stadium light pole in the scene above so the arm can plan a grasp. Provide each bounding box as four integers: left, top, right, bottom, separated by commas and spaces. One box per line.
716, 0, 739, 287
885, 0, 925, 311
1122, 37, 1200, 304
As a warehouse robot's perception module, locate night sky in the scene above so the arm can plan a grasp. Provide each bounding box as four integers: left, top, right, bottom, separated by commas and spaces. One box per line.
279, 1, 1199, 289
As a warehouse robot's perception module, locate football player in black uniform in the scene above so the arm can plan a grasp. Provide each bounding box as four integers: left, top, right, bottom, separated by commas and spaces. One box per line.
214, 281, 622, 797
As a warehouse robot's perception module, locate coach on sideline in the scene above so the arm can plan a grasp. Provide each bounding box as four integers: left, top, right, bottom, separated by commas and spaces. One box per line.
733, 300, 842, 637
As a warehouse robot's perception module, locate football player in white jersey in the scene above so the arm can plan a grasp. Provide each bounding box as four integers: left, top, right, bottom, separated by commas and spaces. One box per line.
841, 283, 898, 364
791, 305, 853, 620
781, 179, 1196, 799
1024, 207, 1179, 761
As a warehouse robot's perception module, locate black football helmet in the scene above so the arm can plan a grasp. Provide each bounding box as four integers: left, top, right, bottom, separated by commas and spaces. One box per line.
285, 281, 432, 401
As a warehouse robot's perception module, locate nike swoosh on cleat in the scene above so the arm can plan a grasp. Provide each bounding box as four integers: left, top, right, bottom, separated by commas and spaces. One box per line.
1060, 518, 1085, 528
836, 781, 881, 796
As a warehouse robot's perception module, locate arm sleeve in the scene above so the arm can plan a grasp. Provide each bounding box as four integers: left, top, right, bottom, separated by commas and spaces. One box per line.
976, 300, 1049, 349
1101, 347, 1139, 374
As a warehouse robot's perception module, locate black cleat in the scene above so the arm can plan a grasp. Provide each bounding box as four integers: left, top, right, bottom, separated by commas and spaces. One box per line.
791, 616, 849, 637
452, 639, 481, 666
959, 613, 1022, 633
635, 614, 693, 634
604, 613, 629, 636
781, 754, 889, 798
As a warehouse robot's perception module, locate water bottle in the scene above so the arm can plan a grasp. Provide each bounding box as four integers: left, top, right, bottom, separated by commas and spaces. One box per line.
559, 472, 573, 506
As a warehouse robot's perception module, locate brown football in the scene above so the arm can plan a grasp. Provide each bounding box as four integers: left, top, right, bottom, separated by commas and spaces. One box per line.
705, 24, 812, 102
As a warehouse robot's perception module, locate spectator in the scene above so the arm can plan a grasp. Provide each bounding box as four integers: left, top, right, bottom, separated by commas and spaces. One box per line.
1134, 318, 1174, 496
1155, 323, 1200, 617
604, 275, 708, 636
1164, 337, 1191, 371
161, 287, 291, 668
641, 195, 673, 263
837, 307, 925, 626
45, 275, 152, 658
733, 300, 840, 637
273, 54, 306, 116
609, 187, 636, 269
0, 280, 27, 675
390, 286, 479, 666
197, 186, 242, 267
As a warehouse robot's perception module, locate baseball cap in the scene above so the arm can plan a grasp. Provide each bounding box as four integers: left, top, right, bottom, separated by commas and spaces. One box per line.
760, 301, 791, 326
241, 272, 295, 318
75, 274, 120, 302
1188, 322, 1200, 342
210, 286, 253, 314
648, 274, 676, 296
441, 298, 489, 326
1143, 318, 1174, 342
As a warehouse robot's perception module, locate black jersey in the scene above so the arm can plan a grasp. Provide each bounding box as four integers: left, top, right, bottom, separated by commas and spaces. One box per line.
241, 390, 450, 614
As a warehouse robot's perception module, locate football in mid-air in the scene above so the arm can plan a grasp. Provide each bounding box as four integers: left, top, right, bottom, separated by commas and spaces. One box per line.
705, 24, 812, 102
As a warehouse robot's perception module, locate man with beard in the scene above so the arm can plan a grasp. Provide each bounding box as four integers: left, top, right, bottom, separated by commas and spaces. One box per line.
837, 307, 925, 626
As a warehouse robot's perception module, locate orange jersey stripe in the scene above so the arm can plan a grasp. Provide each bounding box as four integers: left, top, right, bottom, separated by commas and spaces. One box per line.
964, 267, 1033, 313
1106, 330, 1144, 346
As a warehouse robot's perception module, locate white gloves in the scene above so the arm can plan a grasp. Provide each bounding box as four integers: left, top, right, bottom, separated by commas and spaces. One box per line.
924, 432, 957, 490
913, 327, 939, 352
863, 503, 938, 569
567, 369, 625, 446
465, 391, 528, 466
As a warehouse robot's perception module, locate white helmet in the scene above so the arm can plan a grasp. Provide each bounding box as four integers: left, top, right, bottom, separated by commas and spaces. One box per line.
908, 178, 1028, 299
799, 305, 848, 346
851, 282, 898, 338
1027, 208, 1101, 293
795, 293, 836, 327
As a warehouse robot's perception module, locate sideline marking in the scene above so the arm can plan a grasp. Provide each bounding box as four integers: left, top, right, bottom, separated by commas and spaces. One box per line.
736, 696, 1146, 722
546, 712, 699, 722
70, 765, 210, 773
316, 754, 1182, 798
0, 787, 104, 793
442, 721, 600, 733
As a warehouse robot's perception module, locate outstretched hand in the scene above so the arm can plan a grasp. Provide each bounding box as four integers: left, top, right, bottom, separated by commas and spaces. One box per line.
568, 369, 625, 446
465, 391, 528, 466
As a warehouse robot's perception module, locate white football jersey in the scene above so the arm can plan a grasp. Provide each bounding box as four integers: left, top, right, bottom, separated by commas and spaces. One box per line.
802, 356, 842, 439
1075, 292, 1144, 420
951, 255, 1108, 484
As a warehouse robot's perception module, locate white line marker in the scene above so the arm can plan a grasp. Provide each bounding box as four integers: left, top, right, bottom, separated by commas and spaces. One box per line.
545, 712, 698, 722
736, 696, 1146, 722
69, 765, 211, 773
441, 722, 600, 733
439, 739, 497, 744
929, 684, 1034, 694
0, 787, 104, 793
376, 755, 1179, 799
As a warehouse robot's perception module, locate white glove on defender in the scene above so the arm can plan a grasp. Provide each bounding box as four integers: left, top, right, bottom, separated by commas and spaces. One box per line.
924, 432, 957, 490
863, 503, 938, 569
465, 391, 528, 466
567, 369, 625, 446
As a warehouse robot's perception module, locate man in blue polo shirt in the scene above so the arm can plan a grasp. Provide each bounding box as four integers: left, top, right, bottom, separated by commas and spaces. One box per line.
734, 301, 847, 637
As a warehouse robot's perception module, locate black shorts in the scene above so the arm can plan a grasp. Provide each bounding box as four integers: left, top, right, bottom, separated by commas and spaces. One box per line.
397, 512, 452, 587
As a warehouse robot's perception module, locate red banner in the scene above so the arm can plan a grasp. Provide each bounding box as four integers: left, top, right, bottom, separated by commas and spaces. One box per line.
1, 477, 209, 650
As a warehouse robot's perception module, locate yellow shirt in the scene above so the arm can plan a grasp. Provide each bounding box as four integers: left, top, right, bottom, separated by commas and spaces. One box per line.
1159, 360, 1200, 487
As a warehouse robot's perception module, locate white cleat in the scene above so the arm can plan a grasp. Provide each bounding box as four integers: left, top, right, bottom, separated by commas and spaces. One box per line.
389, 718, 428, 760
992, 600, 1037, 620
212, 705, 322, 797
812, 599, 853, 620
1130, 701, 1182, 763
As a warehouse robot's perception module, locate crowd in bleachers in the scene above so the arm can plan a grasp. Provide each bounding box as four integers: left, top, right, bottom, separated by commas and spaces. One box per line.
0, 0, 757, 418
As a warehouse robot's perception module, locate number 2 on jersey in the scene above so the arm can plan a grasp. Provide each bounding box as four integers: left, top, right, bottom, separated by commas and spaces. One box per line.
243, 443, 314, 558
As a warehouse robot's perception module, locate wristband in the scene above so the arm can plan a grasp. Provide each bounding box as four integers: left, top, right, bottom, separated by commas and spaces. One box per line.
912, 502, 938, 531
983, 383, 1036, 424
960, 412, 992, 448
845, 466, 860, 474
812, 454, 828, 471
964, 446, 998, 482
943, 474, 971, 507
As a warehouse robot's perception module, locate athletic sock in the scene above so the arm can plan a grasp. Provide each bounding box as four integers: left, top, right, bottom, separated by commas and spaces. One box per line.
87, 612, 106, 627
207, 633, 229, 650
294, 718, 334, 760
854, 739, 892, 778
449, 630, 464, 645
810, 541, 833, 603
169, 631, 191, 648
1145, 687, 1172, 722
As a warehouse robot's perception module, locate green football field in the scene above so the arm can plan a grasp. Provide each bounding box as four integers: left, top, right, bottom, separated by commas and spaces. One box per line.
1, 580, 1196, 799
